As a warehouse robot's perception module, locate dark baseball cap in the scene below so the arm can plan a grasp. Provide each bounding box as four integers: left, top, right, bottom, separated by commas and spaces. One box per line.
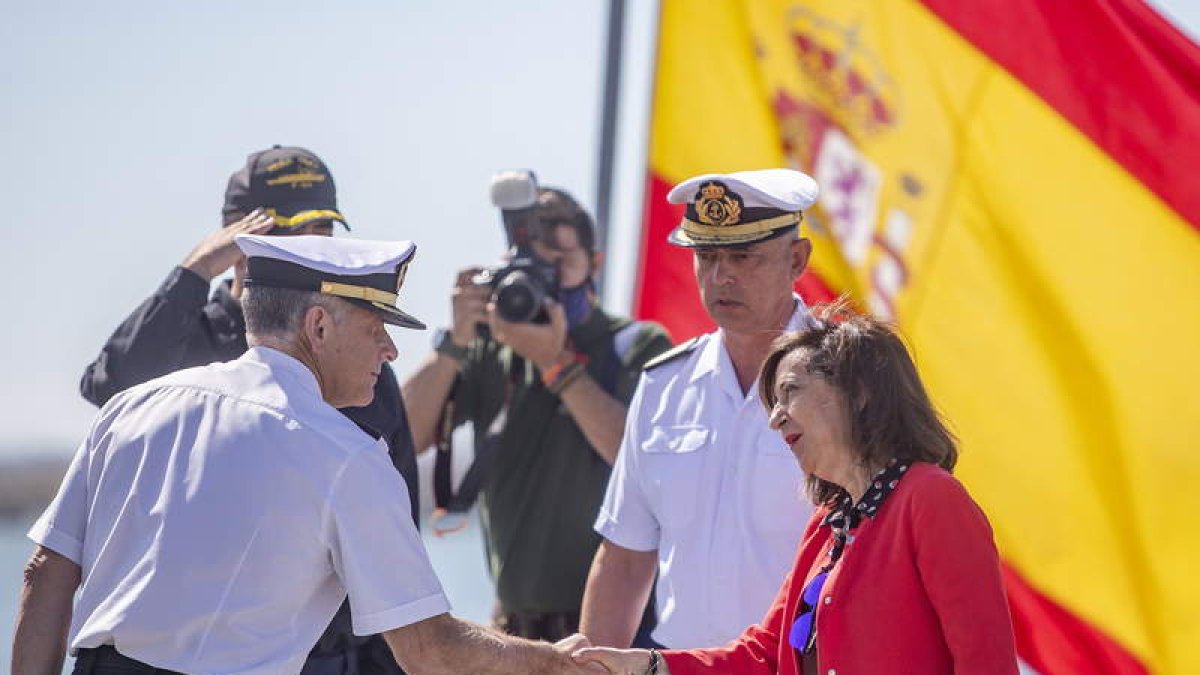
222, 146, 349, 232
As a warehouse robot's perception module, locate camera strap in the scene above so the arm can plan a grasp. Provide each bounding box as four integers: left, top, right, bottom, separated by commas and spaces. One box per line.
430, 316, 647, 536
431, 364, 517, 536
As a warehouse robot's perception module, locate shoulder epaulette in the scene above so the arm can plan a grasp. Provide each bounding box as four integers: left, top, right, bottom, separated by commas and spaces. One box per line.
642, 336, 701, 372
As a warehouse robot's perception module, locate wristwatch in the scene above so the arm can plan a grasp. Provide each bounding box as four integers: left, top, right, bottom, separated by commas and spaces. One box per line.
434, 328, 469, 362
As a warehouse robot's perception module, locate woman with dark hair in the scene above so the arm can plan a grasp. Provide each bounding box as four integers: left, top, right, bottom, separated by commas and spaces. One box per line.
575, 302, 1018, 674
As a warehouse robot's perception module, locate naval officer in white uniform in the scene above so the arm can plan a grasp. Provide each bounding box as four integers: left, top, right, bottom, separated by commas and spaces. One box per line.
580, 169, 820, 650
15, 234, 598, 675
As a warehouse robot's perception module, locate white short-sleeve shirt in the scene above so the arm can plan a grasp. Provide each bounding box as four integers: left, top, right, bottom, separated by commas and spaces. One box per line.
595, 299, 814, 649
29, 347, 449, 675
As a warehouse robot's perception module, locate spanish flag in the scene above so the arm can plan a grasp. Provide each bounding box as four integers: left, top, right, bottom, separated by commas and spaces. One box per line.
632, 2, 1200, 673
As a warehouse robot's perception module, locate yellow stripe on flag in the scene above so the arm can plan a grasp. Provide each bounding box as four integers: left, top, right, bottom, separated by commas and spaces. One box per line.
914, 54, 1200, 671
649, 1, 785, 177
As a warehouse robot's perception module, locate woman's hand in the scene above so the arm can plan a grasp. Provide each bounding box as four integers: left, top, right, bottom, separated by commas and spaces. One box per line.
572, 646, 668, 674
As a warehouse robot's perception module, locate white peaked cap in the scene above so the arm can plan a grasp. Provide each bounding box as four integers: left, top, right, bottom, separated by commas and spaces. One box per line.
236, 234, 425, 329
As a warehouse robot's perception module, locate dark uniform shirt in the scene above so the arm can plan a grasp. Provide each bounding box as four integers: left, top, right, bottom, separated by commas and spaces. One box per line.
79, 265, 415, 674
453, 305, 671, 617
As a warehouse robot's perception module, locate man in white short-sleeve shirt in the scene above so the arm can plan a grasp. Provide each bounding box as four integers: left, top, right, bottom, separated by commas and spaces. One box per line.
14, 235, 597, 675
579, 169, 820, 650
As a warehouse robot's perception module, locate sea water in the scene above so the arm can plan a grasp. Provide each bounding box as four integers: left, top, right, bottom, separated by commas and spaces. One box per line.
0, 511, 494, 672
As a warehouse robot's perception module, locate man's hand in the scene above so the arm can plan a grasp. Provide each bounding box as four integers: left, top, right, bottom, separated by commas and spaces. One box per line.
555, 634, 611, 673
554, 633, 593, 654
450, 266, 490, 347
573, 647, 662, 675
488, 299, 568, 371
182, 209, 275, 281
385, 614, 610, 675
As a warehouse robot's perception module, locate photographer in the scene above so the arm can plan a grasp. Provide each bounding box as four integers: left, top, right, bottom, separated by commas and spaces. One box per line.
402, 176, 671, 642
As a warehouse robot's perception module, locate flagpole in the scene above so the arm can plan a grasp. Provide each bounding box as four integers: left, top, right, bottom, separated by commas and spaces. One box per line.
593, 0, 626, 300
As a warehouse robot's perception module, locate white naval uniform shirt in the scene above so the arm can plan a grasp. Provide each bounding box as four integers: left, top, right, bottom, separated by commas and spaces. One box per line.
595, 298, 814, 649
29, 347, 449, 675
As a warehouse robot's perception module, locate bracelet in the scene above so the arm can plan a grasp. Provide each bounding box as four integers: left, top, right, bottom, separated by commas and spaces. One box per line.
539, 353, 574, 386
547, 360, 586, 396
644, 648, 661, 675
540, 351, 588, 388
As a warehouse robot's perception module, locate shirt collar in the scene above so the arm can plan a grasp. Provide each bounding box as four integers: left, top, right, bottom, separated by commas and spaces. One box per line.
243, 345, 323, 400
821, 457, 912, 528
816, 458, 912, 569
690, 293, 813, 387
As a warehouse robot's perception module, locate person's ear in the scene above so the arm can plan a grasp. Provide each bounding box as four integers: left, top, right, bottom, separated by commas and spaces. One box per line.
301, 304, 333, 350
590, 249, 605, 275
790, 237, 813, 277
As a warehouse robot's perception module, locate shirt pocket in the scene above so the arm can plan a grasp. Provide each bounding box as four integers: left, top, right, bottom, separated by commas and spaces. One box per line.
750, 430, 807, 533
640, 425, 708, 529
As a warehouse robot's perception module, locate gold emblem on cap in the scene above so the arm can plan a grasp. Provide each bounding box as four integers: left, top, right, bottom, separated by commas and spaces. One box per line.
695, 181, 742, 227
263, 208, 343, 229
266, 172, 327, 188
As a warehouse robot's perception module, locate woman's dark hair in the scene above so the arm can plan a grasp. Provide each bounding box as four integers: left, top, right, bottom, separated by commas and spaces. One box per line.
758, 298, 958, 506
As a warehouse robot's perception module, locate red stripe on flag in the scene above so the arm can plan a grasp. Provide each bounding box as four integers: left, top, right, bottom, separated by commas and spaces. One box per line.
635, 173, 840, 340
1002, 563, 1149, 675
919, 0, 1200, 232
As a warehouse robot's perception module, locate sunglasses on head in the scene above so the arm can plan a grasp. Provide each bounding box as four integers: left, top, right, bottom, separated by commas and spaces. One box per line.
788, 570, 829, 654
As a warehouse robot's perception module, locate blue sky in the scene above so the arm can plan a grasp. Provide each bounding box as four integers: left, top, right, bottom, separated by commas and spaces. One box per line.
1, 1, 1196, 453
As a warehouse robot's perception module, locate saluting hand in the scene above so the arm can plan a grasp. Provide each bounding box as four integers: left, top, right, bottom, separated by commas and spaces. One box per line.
182, 209, 275, 281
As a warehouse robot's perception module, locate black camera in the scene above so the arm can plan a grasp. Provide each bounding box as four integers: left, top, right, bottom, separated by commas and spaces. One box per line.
473, 170, 560, 324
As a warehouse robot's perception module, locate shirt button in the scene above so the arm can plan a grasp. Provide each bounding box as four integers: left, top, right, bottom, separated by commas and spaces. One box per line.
823, 595, 832, 605
827, 670, 836, 675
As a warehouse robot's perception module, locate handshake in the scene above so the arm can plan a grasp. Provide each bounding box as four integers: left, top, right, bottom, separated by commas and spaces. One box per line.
554, 634, 666, 675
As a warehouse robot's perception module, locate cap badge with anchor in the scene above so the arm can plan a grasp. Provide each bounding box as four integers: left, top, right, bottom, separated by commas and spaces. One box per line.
666, 168, 820, 248
696, 181, 743, 226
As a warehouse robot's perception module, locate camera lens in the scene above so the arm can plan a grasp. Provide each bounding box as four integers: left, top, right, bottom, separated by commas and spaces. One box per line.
494, 271, 545, 323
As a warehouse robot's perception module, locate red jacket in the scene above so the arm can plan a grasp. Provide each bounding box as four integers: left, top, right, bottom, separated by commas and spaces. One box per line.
664, 463, 1018, 675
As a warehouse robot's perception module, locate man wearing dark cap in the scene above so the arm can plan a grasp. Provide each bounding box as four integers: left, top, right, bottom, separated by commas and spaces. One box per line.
16, 235, 601, 675
579, 169, 819, 650
77, 146, 419, 674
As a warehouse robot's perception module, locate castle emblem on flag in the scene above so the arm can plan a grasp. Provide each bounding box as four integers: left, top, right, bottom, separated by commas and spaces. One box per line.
695, 181, 743, 226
